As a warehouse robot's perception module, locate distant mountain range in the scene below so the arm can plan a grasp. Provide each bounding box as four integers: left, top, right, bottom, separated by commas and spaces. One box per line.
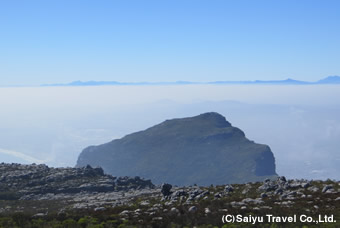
41, 76, 340, 86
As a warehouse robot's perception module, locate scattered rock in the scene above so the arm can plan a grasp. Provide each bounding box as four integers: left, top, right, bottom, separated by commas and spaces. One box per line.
308, 186, 319, 192
214, 193, 222, 198
322, 185, 333, 193
242, 198, 264, 205
170, 207, 180, 215
32, 212, 47, 218
152, 217, 163, 221
218, 209, 228, 212
140, 201, 150, 206
94, 207, 106, 212
119, 210, 130, 216
224, 185, 234, 193
279, 176, 286, 182
188, 206, 197, 213
134, 209, 142, 213
301, 182, 310, 188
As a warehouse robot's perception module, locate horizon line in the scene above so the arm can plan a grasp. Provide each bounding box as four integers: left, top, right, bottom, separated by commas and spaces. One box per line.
1, 75, 340, 87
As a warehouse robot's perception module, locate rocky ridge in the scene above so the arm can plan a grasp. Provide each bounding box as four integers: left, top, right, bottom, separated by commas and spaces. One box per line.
0, 163, 154, 202
0, 163, 339, 227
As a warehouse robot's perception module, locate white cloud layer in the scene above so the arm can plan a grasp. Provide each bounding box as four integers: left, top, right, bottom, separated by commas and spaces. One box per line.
0, 85, 339, 179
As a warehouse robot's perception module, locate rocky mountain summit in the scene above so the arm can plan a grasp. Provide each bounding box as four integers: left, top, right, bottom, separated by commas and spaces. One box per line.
0, 163, 154, 201
77, 112, 277, 185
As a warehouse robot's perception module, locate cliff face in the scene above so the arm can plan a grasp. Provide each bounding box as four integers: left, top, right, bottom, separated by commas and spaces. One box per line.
77, 112, 277, 185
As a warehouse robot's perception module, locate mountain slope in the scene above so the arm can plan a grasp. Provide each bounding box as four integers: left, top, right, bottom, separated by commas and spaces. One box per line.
76, 112, 277, 185
317, 75, 340, 84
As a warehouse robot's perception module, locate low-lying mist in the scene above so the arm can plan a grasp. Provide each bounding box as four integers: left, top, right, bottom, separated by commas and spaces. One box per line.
0, 85, 339, 180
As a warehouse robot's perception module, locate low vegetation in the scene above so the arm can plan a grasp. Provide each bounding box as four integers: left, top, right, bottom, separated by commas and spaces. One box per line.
0, 178, 339, 227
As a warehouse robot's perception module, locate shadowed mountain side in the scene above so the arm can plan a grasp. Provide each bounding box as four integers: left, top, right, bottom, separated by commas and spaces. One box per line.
76, 112, 277, 185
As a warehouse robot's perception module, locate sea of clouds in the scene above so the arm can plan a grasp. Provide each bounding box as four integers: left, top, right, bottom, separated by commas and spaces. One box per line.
0, 85, 339, 180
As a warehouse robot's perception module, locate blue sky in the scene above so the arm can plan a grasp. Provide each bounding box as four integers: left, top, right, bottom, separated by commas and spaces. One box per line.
1, 0, 340, 85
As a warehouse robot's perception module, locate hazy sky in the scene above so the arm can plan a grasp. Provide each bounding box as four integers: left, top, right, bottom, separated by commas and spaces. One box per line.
1, 85, 340, 180
1, 0, 340, 85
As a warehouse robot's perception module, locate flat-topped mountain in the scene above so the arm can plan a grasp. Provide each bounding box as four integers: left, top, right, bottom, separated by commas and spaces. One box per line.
77, 112, 277, 185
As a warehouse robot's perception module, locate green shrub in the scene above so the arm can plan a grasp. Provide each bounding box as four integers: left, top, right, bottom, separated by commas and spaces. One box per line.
62, 218, 77, 228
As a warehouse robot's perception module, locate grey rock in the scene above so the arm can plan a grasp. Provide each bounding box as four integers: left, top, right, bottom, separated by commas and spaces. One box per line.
325, 189, 336, 194
308, 186, 319, 192
322, 185, 333, 193
140, 201, 150, 206
0, 163, 154, 199
224, 185, 234, 193
260, 206, 272, 210
119, 210, 130, 216
188, 206, 197, 213
230, 201, 246, 207
32, 213, 47, 218
172, 190, 188, 198
242, 188, 250, 194
274, 188, 284, 195
152, 217, 163, 221
288, 183, 302, 189
170, 207, 180, 214
94, 207, 106, 211
214, 193, 222, 198
278, 176, 287, 182
165, 201, 173, 206
242, 198, 264, 205
301, 182, 310, 189
258, 183, 278, 192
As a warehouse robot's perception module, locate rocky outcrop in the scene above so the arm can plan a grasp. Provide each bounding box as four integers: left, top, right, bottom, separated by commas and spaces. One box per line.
0, 166, 338, 226
158, 176, 340, 208
77, 112, 277, 185
0, 163, 154, 200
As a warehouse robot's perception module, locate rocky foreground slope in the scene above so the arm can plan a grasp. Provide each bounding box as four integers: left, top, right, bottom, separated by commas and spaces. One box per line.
0, 163, 339, 227
0, 163, 154, 201
77, 112, 277, 185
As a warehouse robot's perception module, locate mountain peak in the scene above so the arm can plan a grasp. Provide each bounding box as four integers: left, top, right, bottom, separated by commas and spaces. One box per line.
173, 112, 231, 128
196, 112, 227, 121
318, 75, 340, 84
77, 113, 277, 185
